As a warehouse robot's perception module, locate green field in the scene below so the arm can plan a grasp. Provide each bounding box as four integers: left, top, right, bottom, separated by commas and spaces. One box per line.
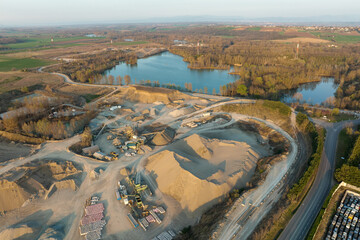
82, 94, 101, 103
309, 32, 360, 43
114, 41, 148, 45
221, 35, 236, 38
247, 27, 261, 31
0, 56, 55, 71
2, 36, 104, 50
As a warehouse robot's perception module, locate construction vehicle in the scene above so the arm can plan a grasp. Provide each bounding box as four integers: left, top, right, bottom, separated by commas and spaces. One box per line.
142, 210, 150, 217
126, 194, 144, 209
110, 151, 119, 158
135, 195, 144, 209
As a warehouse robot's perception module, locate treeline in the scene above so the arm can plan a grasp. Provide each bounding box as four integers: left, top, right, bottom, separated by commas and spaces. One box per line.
69, 127, 93, 153
335, 130, 360, 187
335, 68, 360, 109
0, 37, 25, 50
0, 111, 96, 141
0, 37, 24, 44
288, 113, 325, 201
49, 50, 137, 83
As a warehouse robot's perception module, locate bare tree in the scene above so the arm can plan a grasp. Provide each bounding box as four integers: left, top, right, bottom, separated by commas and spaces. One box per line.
188, 83, 192, 92
124, 75, 131, 85
108, 75, 115, 85
116, 75, 122, 86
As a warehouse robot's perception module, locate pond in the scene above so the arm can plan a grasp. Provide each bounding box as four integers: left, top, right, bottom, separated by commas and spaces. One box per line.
281, 77, 338, 105
103, 51, 237, 94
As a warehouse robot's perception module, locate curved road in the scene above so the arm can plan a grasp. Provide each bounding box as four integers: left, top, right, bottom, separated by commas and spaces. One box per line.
279, 118, 360, 240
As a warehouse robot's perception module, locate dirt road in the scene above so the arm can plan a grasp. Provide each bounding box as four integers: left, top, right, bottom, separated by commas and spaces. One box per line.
217, 112, 299, 240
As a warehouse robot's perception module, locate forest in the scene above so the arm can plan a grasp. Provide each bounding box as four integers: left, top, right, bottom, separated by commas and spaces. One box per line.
0, 95, 96, 141
48, 49, 137, 83
170, 41, 360, 106
335, 131, 360, 187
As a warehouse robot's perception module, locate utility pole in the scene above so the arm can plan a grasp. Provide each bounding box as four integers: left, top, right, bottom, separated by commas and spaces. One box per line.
295, 43, 299, 59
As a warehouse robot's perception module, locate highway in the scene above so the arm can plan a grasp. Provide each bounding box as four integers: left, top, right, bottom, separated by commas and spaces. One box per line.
279, 118, 360, 240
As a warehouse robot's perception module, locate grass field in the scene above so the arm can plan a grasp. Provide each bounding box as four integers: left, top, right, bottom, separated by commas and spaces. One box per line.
247, 27, 262, 31
113, 41, 149, 46
309, 32, 360, 43
0, 56, 55, 71
335, 128, 358, 168
82, 94, 101, 103
2, 36, 104, 50
221, 35, 236, 38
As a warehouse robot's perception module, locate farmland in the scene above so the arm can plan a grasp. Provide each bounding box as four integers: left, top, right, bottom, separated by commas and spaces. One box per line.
0, 56, 54, 71
309, 31, 360, 43
0, 35, 105, 51
114, 41, 149, 46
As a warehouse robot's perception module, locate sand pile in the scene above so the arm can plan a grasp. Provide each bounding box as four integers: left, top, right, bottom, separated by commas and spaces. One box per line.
38, 226, 64, 240
151, 127, 176, 146
38, 228, 63, 240
37, 161, 79, 181
182, 134, 212, 160
44, 179, 77, 199
169, 105, 196, 118
146, 134, 269, 212
0, 160, 82, 212
0, 224, 34, 239
0, 179, 31, 212
120, 86, 192, 104
146, 150, 229, 212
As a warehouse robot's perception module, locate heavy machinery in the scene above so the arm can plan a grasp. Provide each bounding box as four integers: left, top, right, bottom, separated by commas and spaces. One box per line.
110, 151, 119, 158
135, 195, 144, 209
125, 194, 144, 209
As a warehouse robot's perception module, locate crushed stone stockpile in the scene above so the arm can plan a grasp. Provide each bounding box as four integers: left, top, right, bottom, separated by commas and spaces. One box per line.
145, 133, 270, 212
0, 224, 35, 240
0, 160, 82, 212
119, 86, 193, 104
151, 127, 176, 146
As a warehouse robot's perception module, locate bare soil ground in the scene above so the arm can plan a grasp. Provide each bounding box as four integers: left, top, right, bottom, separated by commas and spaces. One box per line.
0, 141, 32, 163
260, 27, 283, 32
0, 71, 63, 93
57, 84, 112, 97
275, 37, 330, 43
0, 159, 82, 213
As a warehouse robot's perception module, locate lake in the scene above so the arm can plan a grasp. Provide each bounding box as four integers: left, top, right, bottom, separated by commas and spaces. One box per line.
103, 51, 237, 94
282, 77, 338, 105
103, 51, 338, 103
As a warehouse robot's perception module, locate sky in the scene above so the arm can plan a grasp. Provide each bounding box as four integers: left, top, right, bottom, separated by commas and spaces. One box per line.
1, 0, 360, 26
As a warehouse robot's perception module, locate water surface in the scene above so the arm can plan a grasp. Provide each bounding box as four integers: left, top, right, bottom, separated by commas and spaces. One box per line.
282, 77, 338, 105
104, 51, 237, 94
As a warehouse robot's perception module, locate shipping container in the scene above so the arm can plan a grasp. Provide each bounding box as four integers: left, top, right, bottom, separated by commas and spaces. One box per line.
127, 213, 139, 228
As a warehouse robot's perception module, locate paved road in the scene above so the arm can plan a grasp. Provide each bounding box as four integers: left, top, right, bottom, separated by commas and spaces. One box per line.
279, 118, 360, 240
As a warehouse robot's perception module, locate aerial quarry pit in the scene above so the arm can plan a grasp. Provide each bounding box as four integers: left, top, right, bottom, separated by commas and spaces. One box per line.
0, 85, 297, 240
